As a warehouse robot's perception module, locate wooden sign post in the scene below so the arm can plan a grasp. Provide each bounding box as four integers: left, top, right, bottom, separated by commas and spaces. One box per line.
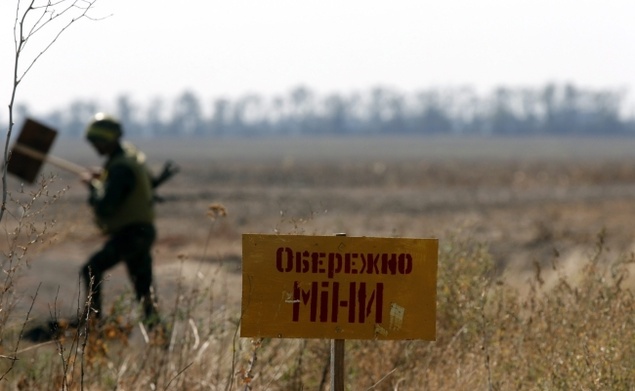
331, 233, 346, 391
241, 233, 438, 388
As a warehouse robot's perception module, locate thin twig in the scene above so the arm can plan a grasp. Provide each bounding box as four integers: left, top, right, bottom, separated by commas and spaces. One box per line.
365, 367, 398, 390
0, 283, 40, 380
163, 362, 193, 391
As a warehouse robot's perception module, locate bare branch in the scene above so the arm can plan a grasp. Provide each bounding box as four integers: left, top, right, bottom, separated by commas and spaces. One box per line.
0, 283, 40, 381
2, 0, 102, 224
16, 0, 102, 83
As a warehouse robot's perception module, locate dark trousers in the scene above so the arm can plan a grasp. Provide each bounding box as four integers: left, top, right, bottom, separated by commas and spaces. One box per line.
81, 223, 158, 321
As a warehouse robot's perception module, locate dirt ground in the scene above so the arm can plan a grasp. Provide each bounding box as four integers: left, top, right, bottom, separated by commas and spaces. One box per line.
6, 136, 635, 324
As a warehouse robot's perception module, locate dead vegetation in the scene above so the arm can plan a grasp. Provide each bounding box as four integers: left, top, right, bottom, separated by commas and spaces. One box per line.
1, 137, 635, 389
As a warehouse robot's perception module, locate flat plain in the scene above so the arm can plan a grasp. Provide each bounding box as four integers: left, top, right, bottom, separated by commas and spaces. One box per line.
8, 135, 635, 318
2, 135, 635, 389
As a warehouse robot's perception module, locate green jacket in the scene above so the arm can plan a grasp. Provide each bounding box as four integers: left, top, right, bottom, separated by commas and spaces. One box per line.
89, 143, 155, 234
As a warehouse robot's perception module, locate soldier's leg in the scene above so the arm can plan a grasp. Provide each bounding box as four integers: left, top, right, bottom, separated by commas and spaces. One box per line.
132, 251, 160, 324
81, 239, 122, 318
120, 224, 158, 324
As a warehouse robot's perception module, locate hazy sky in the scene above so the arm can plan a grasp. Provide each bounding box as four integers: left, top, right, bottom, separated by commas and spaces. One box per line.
1, 0, 634, 114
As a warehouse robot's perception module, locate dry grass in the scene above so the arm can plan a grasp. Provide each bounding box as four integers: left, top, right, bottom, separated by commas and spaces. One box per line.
3, 228, 633, 390
1, 137, 635, 389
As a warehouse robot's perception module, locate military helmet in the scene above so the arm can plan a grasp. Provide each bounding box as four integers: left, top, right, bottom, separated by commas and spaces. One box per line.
85, 113, 122, 142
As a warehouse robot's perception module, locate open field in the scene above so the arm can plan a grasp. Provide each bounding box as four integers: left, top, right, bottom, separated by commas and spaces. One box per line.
2, 136, 635, 389
47, 135, 635, 280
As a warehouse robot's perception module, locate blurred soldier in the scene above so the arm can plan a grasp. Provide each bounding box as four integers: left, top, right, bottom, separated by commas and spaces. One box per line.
80, 113, 166, 329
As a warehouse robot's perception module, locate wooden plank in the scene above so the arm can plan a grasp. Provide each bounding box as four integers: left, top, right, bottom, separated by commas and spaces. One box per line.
7, 118, 57, 183
330, 339, 345, 391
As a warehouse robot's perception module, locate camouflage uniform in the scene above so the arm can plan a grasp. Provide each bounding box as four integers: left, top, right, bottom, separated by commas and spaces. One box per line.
82, 116, 159, 326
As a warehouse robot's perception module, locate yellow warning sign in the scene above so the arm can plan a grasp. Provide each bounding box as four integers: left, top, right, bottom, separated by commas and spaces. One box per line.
241, 234, 438, 340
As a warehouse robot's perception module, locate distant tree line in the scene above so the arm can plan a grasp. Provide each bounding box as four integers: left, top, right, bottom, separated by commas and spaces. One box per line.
8, 83, 635, 138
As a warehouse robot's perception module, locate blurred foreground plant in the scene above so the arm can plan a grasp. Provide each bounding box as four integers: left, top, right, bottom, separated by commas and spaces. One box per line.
1, 221, 634, 389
